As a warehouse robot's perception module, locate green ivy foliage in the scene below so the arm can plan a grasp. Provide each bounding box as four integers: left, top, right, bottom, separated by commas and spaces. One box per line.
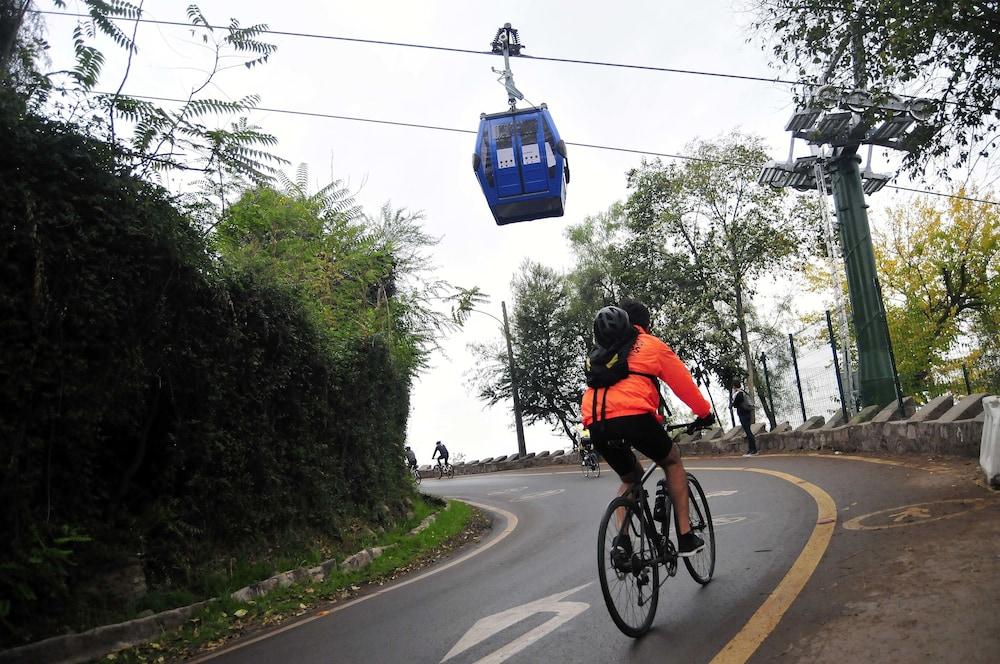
0, 93, 411, 646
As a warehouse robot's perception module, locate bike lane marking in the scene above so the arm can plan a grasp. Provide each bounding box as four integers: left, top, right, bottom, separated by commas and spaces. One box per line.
189, 499, 518, 663
686, 466, 837, 664
441, 583, 591, 664
510, 489, 565, 502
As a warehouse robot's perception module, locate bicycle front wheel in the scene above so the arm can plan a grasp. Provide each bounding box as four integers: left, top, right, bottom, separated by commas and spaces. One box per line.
682, 473, 716, 584
412, 468, 422, 485
446, 464, 455, 478
597, 496, 659, 637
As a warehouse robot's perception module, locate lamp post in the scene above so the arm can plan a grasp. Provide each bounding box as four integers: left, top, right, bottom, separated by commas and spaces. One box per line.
470, 302, 527, 456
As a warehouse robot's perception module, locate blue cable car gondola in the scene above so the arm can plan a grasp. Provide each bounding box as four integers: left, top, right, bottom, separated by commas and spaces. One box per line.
473, 105, 569, 225
473, 24, 570, 225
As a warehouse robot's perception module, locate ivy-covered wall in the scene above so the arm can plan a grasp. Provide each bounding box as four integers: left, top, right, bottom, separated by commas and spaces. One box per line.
0, 94, 411, 646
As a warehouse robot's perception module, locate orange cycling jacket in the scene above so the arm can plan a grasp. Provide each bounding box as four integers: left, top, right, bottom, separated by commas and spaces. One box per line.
582, 326, 712, 427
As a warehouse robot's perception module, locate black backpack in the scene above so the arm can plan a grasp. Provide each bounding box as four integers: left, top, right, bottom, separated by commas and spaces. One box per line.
584, 328, 669, 423
584, 327, 639, 388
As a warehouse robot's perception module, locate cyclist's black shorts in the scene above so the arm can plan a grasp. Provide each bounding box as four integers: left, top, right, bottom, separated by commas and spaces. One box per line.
589, 413, 673, 478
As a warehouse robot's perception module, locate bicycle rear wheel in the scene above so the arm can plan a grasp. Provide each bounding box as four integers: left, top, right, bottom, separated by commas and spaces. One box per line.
682, 473, 716, 584
435, 464, 443, 479
597, 496, 659, 637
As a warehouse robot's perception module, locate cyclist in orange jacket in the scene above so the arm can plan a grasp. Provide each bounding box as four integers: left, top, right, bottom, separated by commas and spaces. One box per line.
582, 300, 715, 557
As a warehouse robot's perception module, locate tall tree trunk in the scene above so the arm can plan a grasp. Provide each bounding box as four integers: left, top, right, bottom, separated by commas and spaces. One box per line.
733, 278, 755, 423
0, 1, 30, 79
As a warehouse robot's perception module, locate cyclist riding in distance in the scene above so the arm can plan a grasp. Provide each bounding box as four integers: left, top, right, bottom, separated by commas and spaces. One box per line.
582, 300, 715, 557
431, 441, 449, 468
404, 445, 418, 471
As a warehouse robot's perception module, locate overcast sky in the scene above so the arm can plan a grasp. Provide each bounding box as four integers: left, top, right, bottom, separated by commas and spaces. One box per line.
38, 0, 944, 463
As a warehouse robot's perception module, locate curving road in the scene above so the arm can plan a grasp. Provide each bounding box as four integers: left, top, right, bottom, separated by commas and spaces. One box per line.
198, 454, 998, 664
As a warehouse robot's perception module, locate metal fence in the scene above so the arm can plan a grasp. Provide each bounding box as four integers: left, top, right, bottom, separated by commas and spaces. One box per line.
754, 312, 853, 427
934, 362, 989, 398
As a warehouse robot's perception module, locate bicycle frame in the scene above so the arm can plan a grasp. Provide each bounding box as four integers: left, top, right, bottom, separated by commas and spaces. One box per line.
615, 421, 697, 576
621, 463, 678, 581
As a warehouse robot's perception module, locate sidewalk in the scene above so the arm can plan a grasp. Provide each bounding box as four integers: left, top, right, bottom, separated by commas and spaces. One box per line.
753, 454, 1000, 664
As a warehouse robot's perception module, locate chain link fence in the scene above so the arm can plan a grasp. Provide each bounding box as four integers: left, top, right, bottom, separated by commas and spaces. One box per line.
755, 314, 852, 427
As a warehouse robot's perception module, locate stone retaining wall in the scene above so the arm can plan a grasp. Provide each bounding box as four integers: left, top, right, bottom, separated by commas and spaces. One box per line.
425, 394, 994, 479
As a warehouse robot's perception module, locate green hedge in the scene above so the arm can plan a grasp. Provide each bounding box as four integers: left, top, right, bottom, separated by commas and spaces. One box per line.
0, 94, 411, 646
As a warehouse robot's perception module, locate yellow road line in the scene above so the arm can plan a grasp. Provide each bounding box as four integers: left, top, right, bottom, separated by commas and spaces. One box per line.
695, 467, 837, 664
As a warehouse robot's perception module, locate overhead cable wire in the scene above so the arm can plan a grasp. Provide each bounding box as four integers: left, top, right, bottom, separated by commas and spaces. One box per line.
88, 90, 998, 206
23, 10, 852, 89
35, 9, 1000, 114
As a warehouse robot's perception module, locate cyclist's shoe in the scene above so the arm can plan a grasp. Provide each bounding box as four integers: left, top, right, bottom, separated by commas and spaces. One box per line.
611, 534, 633, 572
677, 531, 705, 557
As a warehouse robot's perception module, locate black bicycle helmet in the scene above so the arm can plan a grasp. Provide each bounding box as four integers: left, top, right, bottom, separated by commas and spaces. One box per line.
593, 306, 631, 346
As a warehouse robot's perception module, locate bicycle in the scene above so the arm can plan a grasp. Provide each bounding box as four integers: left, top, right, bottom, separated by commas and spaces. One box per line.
409, 465, 422, 485
596, 422, 716, 637
580, 448, 601, 479
434, 461, 455, 479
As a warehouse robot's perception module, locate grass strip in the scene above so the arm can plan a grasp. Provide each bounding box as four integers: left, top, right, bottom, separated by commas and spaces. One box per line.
100, 500, 485, 663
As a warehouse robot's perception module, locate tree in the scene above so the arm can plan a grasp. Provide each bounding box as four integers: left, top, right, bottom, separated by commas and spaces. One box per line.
625, 131, 808, 425
5, 2, 286, 210
752, 1, 1000, 176
874, 190, 1000, 397
471, 261, 584, 443
563, 202, 744, 416
217, 164, 482, 377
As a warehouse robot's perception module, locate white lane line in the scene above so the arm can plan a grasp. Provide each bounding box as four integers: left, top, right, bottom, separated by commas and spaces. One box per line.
510, 489, 565, 502
487, 486, 528, 495
441, 583, 591, 664
189, 500, 518, 663
712, 515, 748, 526
705, 490, 739, 498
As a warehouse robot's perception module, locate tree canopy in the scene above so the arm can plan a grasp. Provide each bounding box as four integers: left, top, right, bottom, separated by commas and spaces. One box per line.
874, 191, 1000, 396
753, 0, 1000, 175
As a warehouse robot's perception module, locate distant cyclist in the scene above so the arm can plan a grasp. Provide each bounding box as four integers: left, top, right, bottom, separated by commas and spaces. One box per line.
431, 441, 450, 469
582, 300, 714, 558
404, 445, 418, 471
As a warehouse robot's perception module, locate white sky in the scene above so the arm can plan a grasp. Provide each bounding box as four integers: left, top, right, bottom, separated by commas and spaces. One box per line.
38, 0, 950, 463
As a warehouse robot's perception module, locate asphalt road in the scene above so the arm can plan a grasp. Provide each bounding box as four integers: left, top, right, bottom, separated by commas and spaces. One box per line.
199, 454, 996, 664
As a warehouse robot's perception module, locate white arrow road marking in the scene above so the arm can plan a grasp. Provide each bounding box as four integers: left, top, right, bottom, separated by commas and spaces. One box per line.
441, 583, 591, 664
487, 487, 528, 496
712, 515, 748, 526
705, 490, 739, 499
510, 489, 565, 502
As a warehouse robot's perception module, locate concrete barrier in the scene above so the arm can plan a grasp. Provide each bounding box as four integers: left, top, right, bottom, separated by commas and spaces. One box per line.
871, 397, 916, 423
910, 394, 954, 422
795, 415, 825, 432
938, 394, 988, 423
848, 404, 881, 425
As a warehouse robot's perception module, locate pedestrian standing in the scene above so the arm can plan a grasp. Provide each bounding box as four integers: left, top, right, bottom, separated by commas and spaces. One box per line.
730, 379, 759, 457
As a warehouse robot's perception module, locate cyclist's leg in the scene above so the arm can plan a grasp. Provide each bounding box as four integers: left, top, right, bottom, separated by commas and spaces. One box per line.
591, 421, 643, 528
625, 416, 694, 536
656, 445, 694, 536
